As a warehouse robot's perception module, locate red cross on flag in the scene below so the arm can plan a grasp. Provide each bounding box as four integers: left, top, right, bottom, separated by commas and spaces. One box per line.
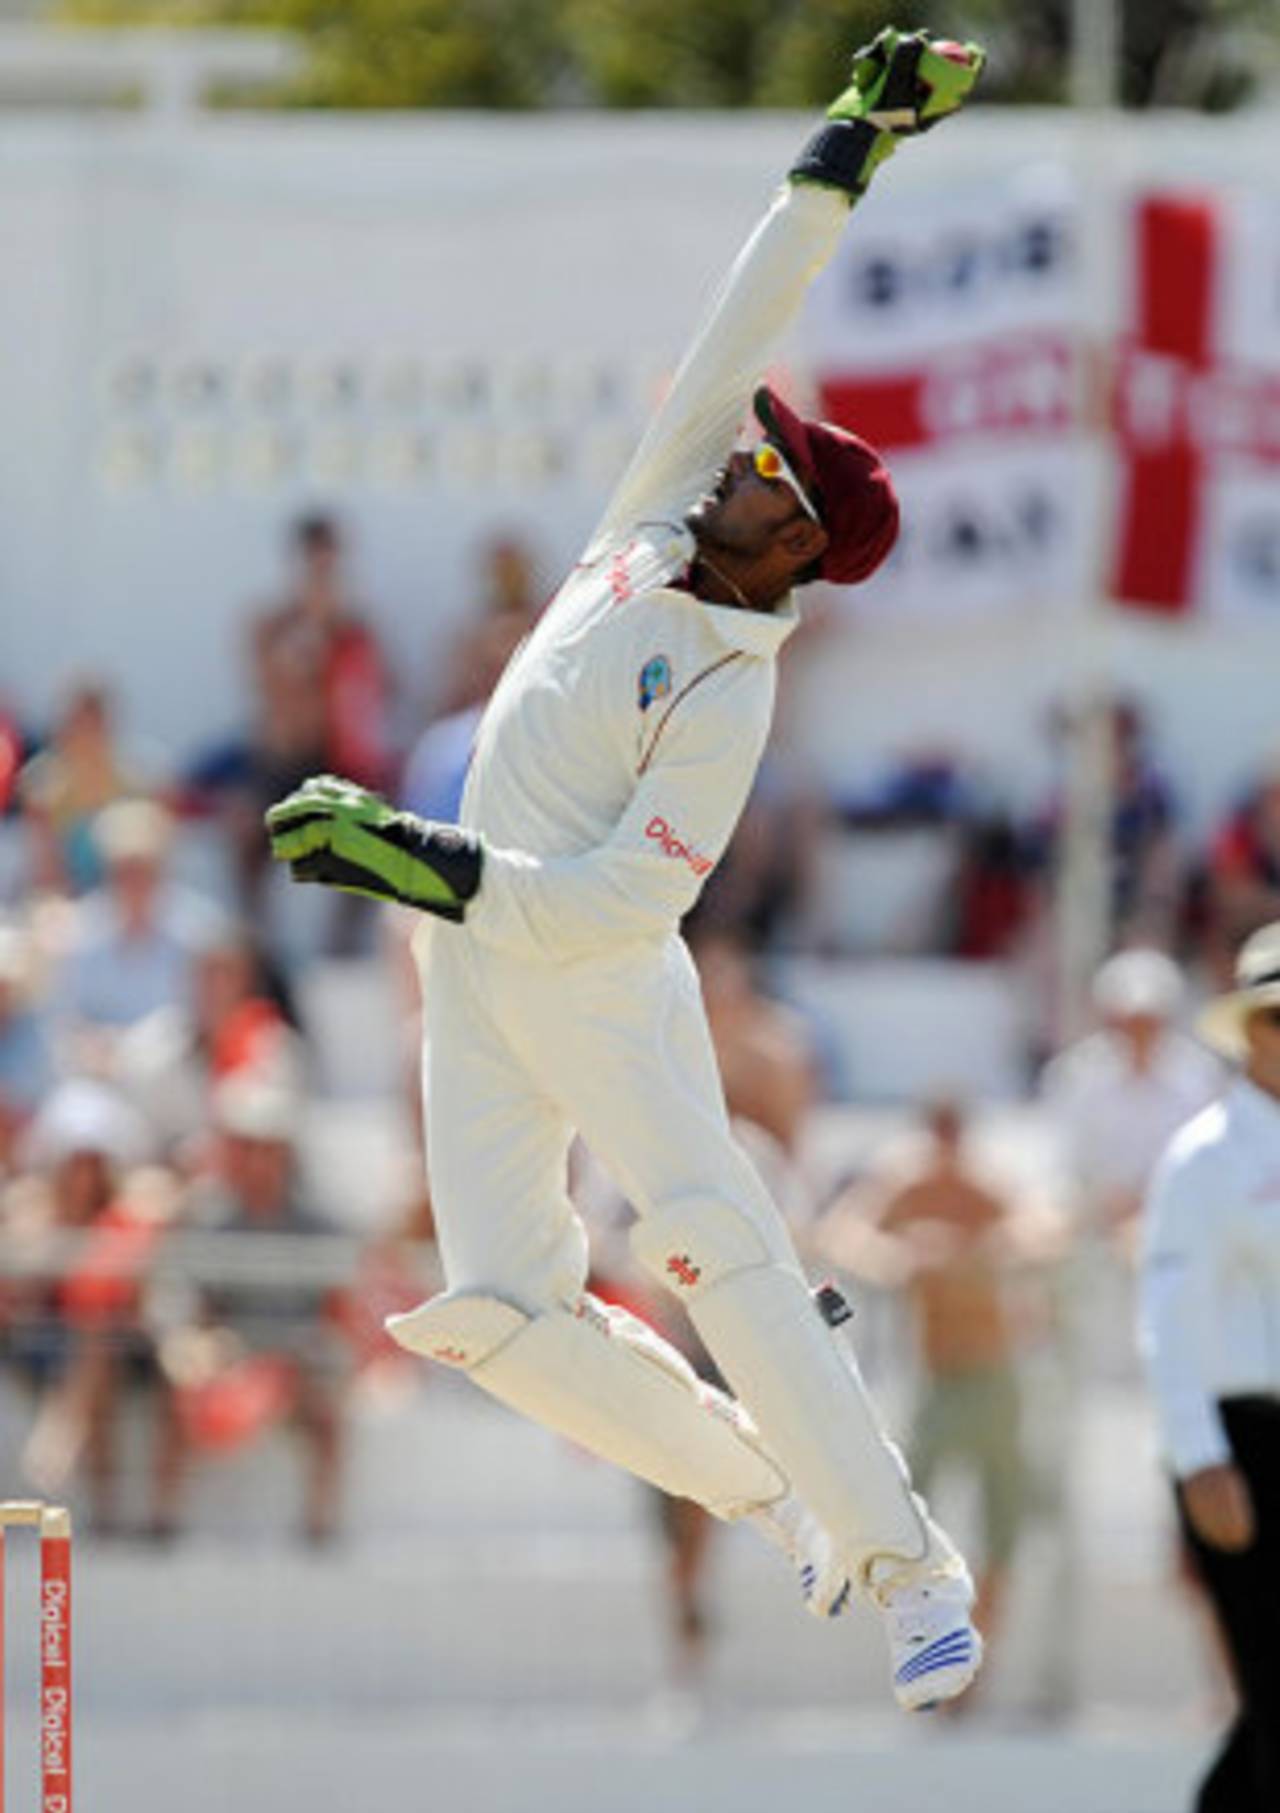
1112, 190, 1280, 616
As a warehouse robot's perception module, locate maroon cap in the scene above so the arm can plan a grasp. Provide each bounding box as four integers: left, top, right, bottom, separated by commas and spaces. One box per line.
754, 385, 899, 587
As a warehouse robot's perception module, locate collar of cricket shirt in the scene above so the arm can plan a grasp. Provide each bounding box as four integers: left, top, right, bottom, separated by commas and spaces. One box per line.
698, 588, 801, 657
1227, 1073, 1280, 1151
655, 524, 801, 657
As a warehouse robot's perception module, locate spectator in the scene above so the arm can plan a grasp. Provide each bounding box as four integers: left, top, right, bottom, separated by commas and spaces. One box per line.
228, 514, 392, 934
948, 812, 1034, 960
1, 1078, 163, 1536
1204, 753, 1280, 984
1040, 948, 1222, 1253
116, 930, 304, 1164
0, 699, 23, 818
401, 535, 540, 822
817, 1099, 1054, 1678
690, 927, 818, 1160
49, 800, 226, 1049
429, 535, 542, 719
18, 683, 168, 898
687, 750, 823, 954
253, 512, 391, 791
0, 926, 55, 1171
153, 1077, 350, 1544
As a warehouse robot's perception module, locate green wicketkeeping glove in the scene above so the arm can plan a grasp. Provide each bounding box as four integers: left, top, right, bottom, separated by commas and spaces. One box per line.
791, 29, 986, 201
264, 775, 483, 923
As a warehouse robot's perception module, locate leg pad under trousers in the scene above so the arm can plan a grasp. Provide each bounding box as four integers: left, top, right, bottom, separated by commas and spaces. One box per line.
632, 1197, 930, 1576
386, 1288, 789, 1519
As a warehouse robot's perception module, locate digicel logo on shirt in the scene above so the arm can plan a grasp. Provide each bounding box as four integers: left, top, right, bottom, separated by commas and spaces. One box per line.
646, 816, 713, 878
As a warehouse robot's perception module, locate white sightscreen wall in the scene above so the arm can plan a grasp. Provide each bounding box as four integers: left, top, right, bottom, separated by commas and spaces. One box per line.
2, 108, 1280, 830
4, 115, 841, 762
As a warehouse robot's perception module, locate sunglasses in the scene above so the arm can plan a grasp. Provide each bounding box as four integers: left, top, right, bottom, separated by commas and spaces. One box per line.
752, 440, 821, 526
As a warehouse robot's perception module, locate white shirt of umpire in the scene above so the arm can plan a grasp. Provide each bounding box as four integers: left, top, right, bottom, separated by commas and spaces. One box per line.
1140, 1076, 1280, 1478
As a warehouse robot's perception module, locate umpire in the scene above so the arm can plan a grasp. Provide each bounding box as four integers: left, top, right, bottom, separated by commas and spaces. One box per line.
1140, 923, 1280, 1812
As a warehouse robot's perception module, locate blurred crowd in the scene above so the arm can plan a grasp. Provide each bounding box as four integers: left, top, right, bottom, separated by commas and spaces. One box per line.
0, 508, 1260, 1722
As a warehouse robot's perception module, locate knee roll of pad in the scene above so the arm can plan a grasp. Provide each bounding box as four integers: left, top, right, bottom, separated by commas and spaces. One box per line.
630, 1196, 791, 1298
386, 1288, 788, 1519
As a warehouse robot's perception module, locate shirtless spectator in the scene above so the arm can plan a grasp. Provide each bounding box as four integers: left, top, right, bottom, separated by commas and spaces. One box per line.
235, 514, 392, 927
819, 1099, 1055, 1670
19, 683, 168, 898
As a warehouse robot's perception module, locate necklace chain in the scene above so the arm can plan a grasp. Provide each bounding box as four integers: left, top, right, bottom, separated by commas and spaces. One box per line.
697, 553, 753, 612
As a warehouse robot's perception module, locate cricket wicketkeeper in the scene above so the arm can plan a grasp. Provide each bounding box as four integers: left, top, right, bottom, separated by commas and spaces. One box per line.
267, 28, 987, 1710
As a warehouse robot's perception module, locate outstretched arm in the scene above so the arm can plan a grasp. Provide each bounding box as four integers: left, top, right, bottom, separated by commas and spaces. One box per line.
581, 185, 847, 559
582, 28, 985, 557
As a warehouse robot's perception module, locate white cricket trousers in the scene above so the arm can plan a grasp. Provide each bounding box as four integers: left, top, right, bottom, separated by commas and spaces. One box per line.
418, 920, 933, 1569
421, 924, 792, 1306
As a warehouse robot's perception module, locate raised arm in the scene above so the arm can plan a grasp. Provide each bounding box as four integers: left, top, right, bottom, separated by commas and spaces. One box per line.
582, 185, 847, 558
583, 28, 986, 557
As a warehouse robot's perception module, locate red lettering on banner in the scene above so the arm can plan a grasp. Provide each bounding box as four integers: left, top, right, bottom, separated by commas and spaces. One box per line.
820, 332, 1075, 453
1114, 349, 1280, 466
645, 815, 713, 878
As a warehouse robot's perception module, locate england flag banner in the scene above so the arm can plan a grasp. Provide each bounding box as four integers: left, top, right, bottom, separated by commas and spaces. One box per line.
1111, 188, 1280, 619
801, 165, 1088, 617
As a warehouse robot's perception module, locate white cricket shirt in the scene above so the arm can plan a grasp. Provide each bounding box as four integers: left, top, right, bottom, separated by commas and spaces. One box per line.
461, 181, 849, 963
1041, 1030, 1222, 1215
1139, 1075, 1280, 1477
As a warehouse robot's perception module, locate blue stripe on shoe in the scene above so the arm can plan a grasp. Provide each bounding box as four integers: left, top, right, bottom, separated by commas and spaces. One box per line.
896, 1633, 975, 1682
896, 1644, 974, 1687
895, 1631, 976, 1684
896, 1640, 975, 1686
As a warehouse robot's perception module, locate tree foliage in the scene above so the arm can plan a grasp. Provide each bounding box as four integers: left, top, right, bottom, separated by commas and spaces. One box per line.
58, 0, 1279, 111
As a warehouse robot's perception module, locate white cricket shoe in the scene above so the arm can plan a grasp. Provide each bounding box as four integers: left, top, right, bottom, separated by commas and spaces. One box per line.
745, 1495, 851, 1620
870, 1564, 983, 1712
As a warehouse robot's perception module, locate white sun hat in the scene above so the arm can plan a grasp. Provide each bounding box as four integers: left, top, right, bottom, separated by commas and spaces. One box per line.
1197, 922, 1280, 1060
1091, 948, 1185, 1022
26, 1078, 152, 1169
95, 798, 173, 866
